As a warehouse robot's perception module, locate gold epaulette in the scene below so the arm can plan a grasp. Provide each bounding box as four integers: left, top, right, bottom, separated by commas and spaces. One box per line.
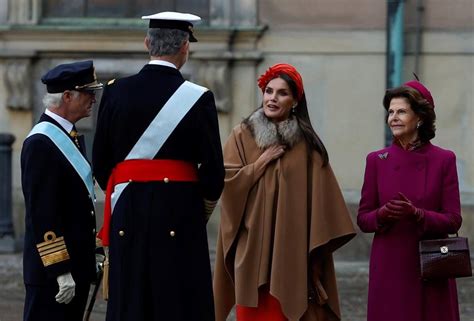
36, 231, 70, 267
107, 79, 116, 85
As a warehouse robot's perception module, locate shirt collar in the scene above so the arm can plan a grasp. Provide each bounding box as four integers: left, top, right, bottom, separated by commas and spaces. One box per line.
45, 108, 74, 133
148, 60, 177, 69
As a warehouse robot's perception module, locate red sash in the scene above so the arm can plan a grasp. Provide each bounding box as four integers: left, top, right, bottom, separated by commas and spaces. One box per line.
98, 159, 198, 246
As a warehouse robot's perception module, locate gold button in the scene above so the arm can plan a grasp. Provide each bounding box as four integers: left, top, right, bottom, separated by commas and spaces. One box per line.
164, 177, 170, 183
119, 230, 125, 236
170, 230, 175, 237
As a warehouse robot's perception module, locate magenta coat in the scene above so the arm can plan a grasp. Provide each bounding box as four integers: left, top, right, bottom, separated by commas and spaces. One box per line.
358, 142, 462, 321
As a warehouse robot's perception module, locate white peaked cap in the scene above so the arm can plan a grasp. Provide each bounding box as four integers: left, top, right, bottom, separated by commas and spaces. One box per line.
141, 11, 201, 23
141, 11, 201, 42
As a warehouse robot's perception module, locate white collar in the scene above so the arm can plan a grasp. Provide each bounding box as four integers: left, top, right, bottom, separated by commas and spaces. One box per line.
148, 60, 177, 69
45, 109, 74, 133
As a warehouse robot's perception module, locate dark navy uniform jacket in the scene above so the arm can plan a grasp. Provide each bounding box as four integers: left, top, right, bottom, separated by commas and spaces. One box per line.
92, 64, 225, 321
21, 114, 97, 286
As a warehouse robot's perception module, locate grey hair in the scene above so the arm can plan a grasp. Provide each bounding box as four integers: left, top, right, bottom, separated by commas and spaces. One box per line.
42, 91, 80, 109
146, 28, 189, 56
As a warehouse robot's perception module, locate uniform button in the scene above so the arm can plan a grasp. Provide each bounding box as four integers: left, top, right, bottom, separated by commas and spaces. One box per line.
119, 230, 125, 237
91, 210, 95, 216
128, 179, 133, 183
92, 228, 96, 234
164, 177, 170, 183
170, 230, 176, 237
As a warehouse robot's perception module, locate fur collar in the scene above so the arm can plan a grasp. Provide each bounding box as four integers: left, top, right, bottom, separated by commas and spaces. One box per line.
246, 108, 302, 149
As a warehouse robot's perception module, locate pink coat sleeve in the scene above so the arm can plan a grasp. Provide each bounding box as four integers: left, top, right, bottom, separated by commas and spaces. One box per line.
420, 151, 462, 235
357, 153, 381, 233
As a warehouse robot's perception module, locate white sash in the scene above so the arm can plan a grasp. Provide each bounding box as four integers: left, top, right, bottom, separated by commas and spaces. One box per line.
27, 122, 95, 203
111, 81, 207, 211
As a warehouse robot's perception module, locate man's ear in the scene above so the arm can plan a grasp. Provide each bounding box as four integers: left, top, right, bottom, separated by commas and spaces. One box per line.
62, 91, 72, 102
144, 37, 150, 51
180, 40, 189, 54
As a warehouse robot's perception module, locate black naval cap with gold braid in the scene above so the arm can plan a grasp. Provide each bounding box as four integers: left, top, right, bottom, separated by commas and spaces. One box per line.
142, 11, 201, 42
41, 60, 103, 93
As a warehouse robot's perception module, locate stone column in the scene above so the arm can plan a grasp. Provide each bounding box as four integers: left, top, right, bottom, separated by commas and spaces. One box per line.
0, 133, 16, 253
7, 0, 40, 24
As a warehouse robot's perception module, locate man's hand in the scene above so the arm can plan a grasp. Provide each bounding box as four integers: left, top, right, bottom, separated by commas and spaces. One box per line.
56, 272, 75, 304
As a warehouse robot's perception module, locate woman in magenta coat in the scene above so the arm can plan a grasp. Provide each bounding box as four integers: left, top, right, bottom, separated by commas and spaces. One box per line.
357, 79, 462, 321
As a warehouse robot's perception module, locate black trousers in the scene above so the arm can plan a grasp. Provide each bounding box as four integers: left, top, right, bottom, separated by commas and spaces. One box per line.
24, 282, 90, 321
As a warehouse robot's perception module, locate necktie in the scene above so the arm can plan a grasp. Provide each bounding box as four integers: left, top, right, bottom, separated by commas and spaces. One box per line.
70, 126, 80, 149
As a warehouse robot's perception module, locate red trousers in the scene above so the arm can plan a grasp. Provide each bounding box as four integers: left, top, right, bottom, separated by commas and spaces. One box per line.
236, 289, 288, 321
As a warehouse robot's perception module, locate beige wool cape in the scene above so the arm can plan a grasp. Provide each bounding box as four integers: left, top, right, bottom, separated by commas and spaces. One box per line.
213, 111, 356, 321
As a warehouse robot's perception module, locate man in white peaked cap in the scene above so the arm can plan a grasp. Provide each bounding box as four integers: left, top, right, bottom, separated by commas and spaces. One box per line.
92, 11, 224, 321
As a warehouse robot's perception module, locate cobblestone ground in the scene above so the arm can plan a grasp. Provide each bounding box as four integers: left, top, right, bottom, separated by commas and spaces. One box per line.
1, 253, 473, 321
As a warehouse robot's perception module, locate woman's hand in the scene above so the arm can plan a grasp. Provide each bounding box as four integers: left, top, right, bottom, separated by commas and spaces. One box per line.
256, 144, 286, 167
310, 254, 328, 305
377, 192, 425, 225
388, 192, 425, 222
253, 144, 286, 178
376, 202, 404, 225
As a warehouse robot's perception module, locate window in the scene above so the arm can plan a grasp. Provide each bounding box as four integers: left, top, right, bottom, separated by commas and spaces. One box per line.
42, 0, 210, 22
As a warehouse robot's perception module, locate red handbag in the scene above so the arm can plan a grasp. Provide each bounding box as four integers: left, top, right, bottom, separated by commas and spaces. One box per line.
419, 235, 472, 280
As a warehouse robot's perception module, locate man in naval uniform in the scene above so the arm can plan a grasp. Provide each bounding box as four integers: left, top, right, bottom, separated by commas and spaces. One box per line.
92, 11, 225, 321
21, 60, 103, 321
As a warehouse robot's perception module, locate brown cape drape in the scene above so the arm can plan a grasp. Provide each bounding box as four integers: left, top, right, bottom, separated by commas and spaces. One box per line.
214, 124, 356, 321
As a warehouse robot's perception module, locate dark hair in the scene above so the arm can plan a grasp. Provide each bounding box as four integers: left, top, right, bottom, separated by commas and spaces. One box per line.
245, 73, 329, 167
383, 86, 436, 143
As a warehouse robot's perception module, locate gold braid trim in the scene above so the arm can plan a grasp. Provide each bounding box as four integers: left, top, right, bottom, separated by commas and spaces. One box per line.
36, 232, 70, 267
40, 250, 70, 267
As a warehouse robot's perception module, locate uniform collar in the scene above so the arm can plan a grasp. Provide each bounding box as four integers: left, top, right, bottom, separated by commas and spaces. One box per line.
148, 60, 177, 69
45, 108, 74, 133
